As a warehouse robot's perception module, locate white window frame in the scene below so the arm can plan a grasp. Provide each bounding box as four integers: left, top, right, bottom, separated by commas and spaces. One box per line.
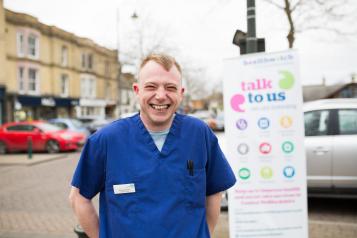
80, 76, 96, 98
17, 67, 25, 93
16, 32, 25, 57
28, 34, 39, 59
61, 46, 68, 66
60, 74, 69, 97
28, 68, 39, 95
80, 77, 87, 98
89, 77, 96, 98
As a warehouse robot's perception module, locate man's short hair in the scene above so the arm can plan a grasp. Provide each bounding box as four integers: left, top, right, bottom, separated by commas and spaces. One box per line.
140, 53, 182, 75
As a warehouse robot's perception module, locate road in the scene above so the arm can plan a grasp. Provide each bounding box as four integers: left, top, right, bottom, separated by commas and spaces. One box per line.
0, 132, 356, 237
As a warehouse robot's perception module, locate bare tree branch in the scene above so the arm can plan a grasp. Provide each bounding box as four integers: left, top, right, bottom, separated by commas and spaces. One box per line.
263, 0, 357, 48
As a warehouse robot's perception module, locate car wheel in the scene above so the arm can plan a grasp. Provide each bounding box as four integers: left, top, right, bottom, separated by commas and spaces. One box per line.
46, 140, 60, 153
0, 141, 6, 154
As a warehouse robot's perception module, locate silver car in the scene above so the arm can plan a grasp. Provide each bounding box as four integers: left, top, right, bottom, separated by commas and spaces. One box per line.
304, 98, 357, 197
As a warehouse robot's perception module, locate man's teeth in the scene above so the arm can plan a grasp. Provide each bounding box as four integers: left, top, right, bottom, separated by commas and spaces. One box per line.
151, 104, 169, 110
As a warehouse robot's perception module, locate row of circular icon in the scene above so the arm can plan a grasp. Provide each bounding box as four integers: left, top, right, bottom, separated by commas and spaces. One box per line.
237, 141, 295, 155
236, 115, 293, 130
238, 166, 296, 180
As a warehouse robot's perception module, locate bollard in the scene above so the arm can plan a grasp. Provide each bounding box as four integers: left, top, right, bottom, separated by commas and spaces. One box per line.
27, 137, 32, 159
74, 224, 89, 238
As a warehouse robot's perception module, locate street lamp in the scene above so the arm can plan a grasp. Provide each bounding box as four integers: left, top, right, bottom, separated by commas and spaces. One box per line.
232, 0, 265, 55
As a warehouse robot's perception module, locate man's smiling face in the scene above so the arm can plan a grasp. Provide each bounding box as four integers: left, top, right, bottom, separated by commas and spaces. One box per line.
133, 61, 184, 131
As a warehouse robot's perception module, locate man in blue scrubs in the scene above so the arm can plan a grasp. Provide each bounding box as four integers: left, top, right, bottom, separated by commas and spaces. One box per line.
69, 53, 236, 238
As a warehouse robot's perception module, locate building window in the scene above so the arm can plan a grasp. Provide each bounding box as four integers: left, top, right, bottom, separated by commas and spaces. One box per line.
81, 53, 86, 68
18, 67, 25, 93
60, 74, 69, 97
105, 61, 110, 77
61, 46, 68, 66
81, 53, 94, 70
105, 82, 111, 100
121, 89, 130, 105
16, 32, 25, 57
28, 68, 39, 94
81, 77, 96, 98
89, 77, 96, 98
88, 54, 93, 69
28, 34, 39, 59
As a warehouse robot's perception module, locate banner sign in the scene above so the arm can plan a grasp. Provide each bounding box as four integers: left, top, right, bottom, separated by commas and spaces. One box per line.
223, 50, 308, 238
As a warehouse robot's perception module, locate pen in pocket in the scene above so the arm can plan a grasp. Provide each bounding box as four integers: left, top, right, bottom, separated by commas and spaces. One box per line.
187, 160, 194, 176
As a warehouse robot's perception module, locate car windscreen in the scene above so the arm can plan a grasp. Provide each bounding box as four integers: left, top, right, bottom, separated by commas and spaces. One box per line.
36, 123, 62, 132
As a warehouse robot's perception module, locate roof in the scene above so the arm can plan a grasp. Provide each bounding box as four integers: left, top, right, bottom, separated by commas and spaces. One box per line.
303, 98, 357, 111
303, 83, 345, 102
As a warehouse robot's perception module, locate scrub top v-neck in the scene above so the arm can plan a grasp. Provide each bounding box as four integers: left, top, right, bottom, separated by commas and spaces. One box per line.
135, 113, 179, 157
72, 113, 236, 238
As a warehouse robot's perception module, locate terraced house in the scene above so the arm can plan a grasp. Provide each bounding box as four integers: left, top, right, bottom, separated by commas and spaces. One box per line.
0, 0, 120, 123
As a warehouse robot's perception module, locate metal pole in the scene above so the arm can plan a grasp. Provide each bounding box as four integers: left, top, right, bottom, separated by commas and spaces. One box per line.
27, 137, 32, 159
246, 0, 257, 53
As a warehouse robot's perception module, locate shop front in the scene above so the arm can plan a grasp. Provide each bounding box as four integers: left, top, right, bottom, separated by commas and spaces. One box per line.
14, 95, 79, 121
76, 98, 106, 120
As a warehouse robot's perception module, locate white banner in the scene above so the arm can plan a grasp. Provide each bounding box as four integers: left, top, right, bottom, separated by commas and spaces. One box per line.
223, 50, 308, 238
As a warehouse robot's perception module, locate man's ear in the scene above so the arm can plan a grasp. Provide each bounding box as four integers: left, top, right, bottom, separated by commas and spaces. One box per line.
133, 83, 139, 95
180, 87, 185, 98
180, 87, 185, 95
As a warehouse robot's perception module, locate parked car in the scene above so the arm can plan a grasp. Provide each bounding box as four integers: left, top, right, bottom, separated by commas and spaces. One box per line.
212, 112, 225, 131
0, 121, 86, 154
189, 111, 225, 131
304, 98, 357, 197
188, 111, 215, 130
120, 112, 138, 119
87, 118, 116, 134
48, 118, 90, 138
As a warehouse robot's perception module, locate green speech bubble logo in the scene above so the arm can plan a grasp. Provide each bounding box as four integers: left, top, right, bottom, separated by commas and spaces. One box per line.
279, 70, 295, 90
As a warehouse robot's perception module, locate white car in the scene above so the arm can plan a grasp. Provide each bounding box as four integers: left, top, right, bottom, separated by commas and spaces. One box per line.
304, 98, 357, 198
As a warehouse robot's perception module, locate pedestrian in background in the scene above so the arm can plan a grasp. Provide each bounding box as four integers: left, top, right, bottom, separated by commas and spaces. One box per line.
69, 53, 236, 238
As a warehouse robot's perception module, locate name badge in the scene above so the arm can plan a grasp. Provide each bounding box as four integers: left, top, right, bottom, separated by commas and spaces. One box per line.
113, 183, 136, 194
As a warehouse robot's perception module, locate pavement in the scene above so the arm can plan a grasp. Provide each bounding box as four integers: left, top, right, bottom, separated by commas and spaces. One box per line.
0, 153, 69, 166
1, 150, 357, 238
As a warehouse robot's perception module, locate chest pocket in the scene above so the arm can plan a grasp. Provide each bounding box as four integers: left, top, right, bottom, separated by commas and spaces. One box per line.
184, 168, 206, 209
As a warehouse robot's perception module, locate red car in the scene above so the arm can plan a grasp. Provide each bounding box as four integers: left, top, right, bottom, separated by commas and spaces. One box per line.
0, 121, 86, 154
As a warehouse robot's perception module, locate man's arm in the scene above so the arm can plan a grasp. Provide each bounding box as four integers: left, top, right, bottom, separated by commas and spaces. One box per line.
69, 187, 99, 238
206, 192, 222, 236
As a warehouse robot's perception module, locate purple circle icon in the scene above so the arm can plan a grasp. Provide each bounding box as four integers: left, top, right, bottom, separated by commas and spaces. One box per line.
236, 119, 248, 130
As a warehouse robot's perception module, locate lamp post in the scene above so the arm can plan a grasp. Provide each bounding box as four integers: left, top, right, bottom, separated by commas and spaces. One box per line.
232, 0, 265, 55
246, 0, 257, 53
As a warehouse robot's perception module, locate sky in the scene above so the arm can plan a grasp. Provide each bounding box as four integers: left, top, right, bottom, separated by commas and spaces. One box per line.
4, 0, 357, 87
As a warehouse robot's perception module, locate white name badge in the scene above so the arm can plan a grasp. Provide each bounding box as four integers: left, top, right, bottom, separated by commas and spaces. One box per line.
113, 183, 136, 194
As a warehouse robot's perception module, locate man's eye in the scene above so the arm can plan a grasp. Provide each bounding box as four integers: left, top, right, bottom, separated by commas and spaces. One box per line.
145, 85, 155, 89
167, 86, 177, 91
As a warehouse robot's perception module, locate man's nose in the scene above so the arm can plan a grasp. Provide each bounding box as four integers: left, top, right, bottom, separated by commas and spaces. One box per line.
155, 87, 166, 100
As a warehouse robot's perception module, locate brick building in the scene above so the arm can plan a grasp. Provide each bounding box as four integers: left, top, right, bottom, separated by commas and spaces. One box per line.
0, 1, 119, 123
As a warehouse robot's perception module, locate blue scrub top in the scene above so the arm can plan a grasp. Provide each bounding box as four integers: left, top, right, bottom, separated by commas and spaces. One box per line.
72, 113, 236, 238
